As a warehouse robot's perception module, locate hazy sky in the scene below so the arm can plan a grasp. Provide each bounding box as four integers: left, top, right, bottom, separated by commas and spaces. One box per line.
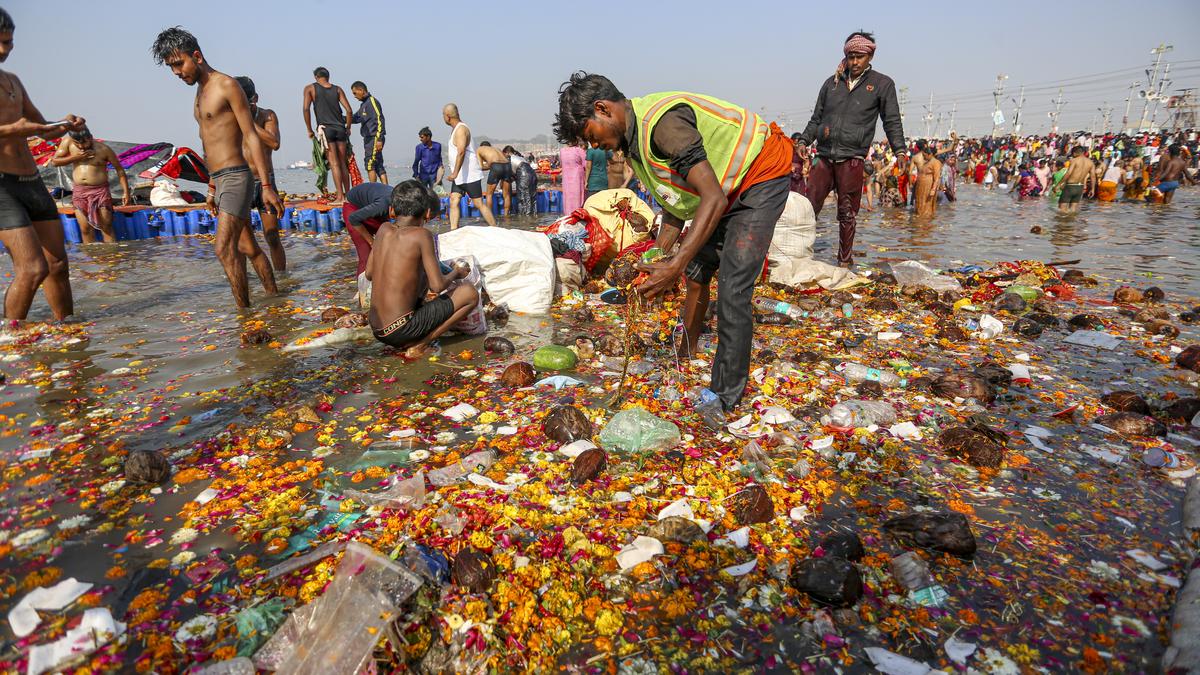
10, 0, 1200, 167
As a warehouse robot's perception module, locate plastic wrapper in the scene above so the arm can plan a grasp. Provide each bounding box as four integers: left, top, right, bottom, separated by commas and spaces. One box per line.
889, 260, 962, 292
254, 542, 422, 674
599, 406, 681, 454
343, 471, 426, 509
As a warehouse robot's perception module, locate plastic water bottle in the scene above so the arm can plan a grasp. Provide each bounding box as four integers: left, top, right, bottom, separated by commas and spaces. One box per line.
837, 362, 907, 388
826, 400, 897, 427
428, 450, 496, 486
752, 296, 809, 321
890, 552, 948, 607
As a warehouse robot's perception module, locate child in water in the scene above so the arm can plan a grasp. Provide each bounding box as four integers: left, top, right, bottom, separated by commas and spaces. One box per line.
366, 180, 479, 358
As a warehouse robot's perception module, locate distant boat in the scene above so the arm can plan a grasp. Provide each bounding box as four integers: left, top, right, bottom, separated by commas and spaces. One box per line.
288, 160, 313, 170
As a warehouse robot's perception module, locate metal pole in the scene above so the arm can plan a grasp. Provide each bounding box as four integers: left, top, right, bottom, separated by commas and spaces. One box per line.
991, 74, 1007, 137
1149, 63, 1171, 130
1012, 85, 1026, 134
1139, 44, 1172, 130
1123, 80, 1138, 132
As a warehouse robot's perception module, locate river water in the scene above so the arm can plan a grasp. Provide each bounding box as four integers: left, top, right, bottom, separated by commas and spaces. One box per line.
1, 183, 1197, 671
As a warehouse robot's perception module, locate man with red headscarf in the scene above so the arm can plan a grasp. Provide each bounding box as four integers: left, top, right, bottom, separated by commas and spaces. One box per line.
797, 30, 906, 267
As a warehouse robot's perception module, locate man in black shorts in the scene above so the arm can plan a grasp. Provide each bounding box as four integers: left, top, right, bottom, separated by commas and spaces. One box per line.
0, 8, 87, 321
302, 67, 354, 202
366, 181, 479, 358
477, 141, 512, 217
350, 81, 386, 184
236, 76, 286, 271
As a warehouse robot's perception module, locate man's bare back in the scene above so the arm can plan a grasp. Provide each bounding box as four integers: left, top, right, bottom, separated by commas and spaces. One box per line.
477, 144, 506, 169
243, 106, 278, 176
1062, 156, 1095, 186
367, 224, 433, 330
1158, 156, 1187, 183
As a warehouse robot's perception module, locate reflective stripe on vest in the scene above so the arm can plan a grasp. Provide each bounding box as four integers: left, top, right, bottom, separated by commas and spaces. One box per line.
629, 92, 767, 219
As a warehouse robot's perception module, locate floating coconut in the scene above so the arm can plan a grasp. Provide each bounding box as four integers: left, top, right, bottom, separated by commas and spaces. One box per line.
500, 362, 536, 387
543, 405, 593, 443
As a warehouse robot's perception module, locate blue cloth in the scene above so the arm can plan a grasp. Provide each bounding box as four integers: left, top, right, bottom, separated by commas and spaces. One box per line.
412, 142, 443, 181
1157, 180, 1180, 193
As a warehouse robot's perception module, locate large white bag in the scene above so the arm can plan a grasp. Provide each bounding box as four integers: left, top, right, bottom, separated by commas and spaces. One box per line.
767, 191, 816, 269
437, 226, 556, 314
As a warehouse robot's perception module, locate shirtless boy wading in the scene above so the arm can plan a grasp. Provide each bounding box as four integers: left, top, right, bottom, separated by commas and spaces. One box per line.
1058, 146, 1097, 214
52, 127, 130, 244
152, 27, 280, 308
0, 8, 87, 321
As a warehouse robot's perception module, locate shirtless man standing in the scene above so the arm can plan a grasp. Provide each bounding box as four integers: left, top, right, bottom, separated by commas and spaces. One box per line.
152, 27, 279, 308
1057, 146, 1098, 214
52, 126, 130, 244
442, 104, 498, 229
1151, 144, 1194, 205
236, 76, 285, 271
0, 8, 86, 321
477, 141, 511, 218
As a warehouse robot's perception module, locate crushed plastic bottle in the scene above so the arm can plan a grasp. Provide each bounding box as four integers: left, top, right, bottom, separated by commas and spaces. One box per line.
427, 450, 496, 487
826, 400, 897, 427
752, 296, 809, 321
837, 362, 907, 388
890, 551, 948, 607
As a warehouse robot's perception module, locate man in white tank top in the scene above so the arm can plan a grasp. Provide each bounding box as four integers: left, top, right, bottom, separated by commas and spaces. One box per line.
442, 103, 498, 229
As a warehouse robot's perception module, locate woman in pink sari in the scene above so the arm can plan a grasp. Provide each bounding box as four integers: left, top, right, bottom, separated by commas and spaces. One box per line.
559, 141, 587, 213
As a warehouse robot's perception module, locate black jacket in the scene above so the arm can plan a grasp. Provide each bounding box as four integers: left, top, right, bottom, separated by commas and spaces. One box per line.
799, 68, 906, 161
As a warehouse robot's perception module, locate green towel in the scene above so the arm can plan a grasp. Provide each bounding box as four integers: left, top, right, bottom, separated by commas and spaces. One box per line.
311, 137, 329, 193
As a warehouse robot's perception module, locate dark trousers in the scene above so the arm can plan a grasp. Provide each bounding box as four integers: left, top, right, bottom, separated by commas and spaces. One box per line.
804, 157, 865, 264
684, 176, 789, 410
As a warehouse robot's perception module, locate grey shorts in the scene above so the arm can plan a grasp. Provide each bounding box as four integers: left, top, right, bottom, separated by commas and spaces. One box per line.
0, 172, 59, 230
212, 165, 254, 219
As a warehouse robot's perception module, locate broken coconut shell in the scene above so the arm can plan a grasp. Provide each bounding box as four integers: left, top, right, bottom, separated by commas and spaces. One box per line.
321, 307, 349, 323
817, 532, 864, 561
883, 512, 977, 557
500, 362, 536, 387
1100, 391, 1151, 415
1068, 313, 1105, 330
993, 293, 1027, 314
874, 272, 898, 285
1162, 398, 1200, 423
125, 449, 171, 484
542, 405, 593, 444
483, 336, 515, 356
1178, 345, 1200, 373
1145, 321, 1180, 338
570, 448, 606, 485
1113, 286, 1144, 304
452, 549, 496, 593
647, 516, 706, 544
1143, 286, 1164, 303
728, 485, 774, 526
865, 297, 900, 312
1012, 317, 1044, 338
936, 323, 967, 342
333, 312, 368, 329
930, 373, 994, 403
1095, 412, 1166, 438
485, 303, 510, 327
939, 426, 1005, 469
973, 363, 1013, 388
595, 334, 624, 356
1026, 311, 1059, 327
789, 557, 863, 607
240, 328, 272, 346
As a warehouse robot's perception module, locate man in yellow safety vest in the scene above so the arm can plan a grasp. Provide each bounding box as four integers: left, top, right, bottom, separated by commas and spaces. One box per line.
554, 72, 792, 427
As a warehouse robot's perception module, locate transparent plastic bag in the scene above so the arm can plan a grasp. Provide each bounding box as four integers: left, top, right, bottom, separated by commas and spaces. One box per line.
889, 260, 962, 292
254, 542, 422, 674
599, 406, 681, 454
342, 470, 426, 509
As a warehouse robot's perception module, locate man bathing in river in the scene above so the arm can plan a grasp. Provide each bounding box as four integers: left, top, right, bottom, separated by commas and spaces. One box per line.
1057, 146, 1098, 215
366, 180, 479, 359
52, 125, 130, 244
152, 26, 280, 308
0, 7, 86, 321
1152, 144, 1194, 205
236, 75, 286, 271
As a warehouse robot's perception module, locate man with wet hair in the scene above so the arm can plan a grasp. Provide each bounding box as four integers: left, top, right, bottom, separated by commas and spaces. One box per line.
152, 26, 279, 307
235, 76, 286, 271
52, 125, 131, 244
554, 71, 793, 428
350, 80, 386, 184
302, 67, 353, 202
797, 31, 906, 266
0, 6, 87, 320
